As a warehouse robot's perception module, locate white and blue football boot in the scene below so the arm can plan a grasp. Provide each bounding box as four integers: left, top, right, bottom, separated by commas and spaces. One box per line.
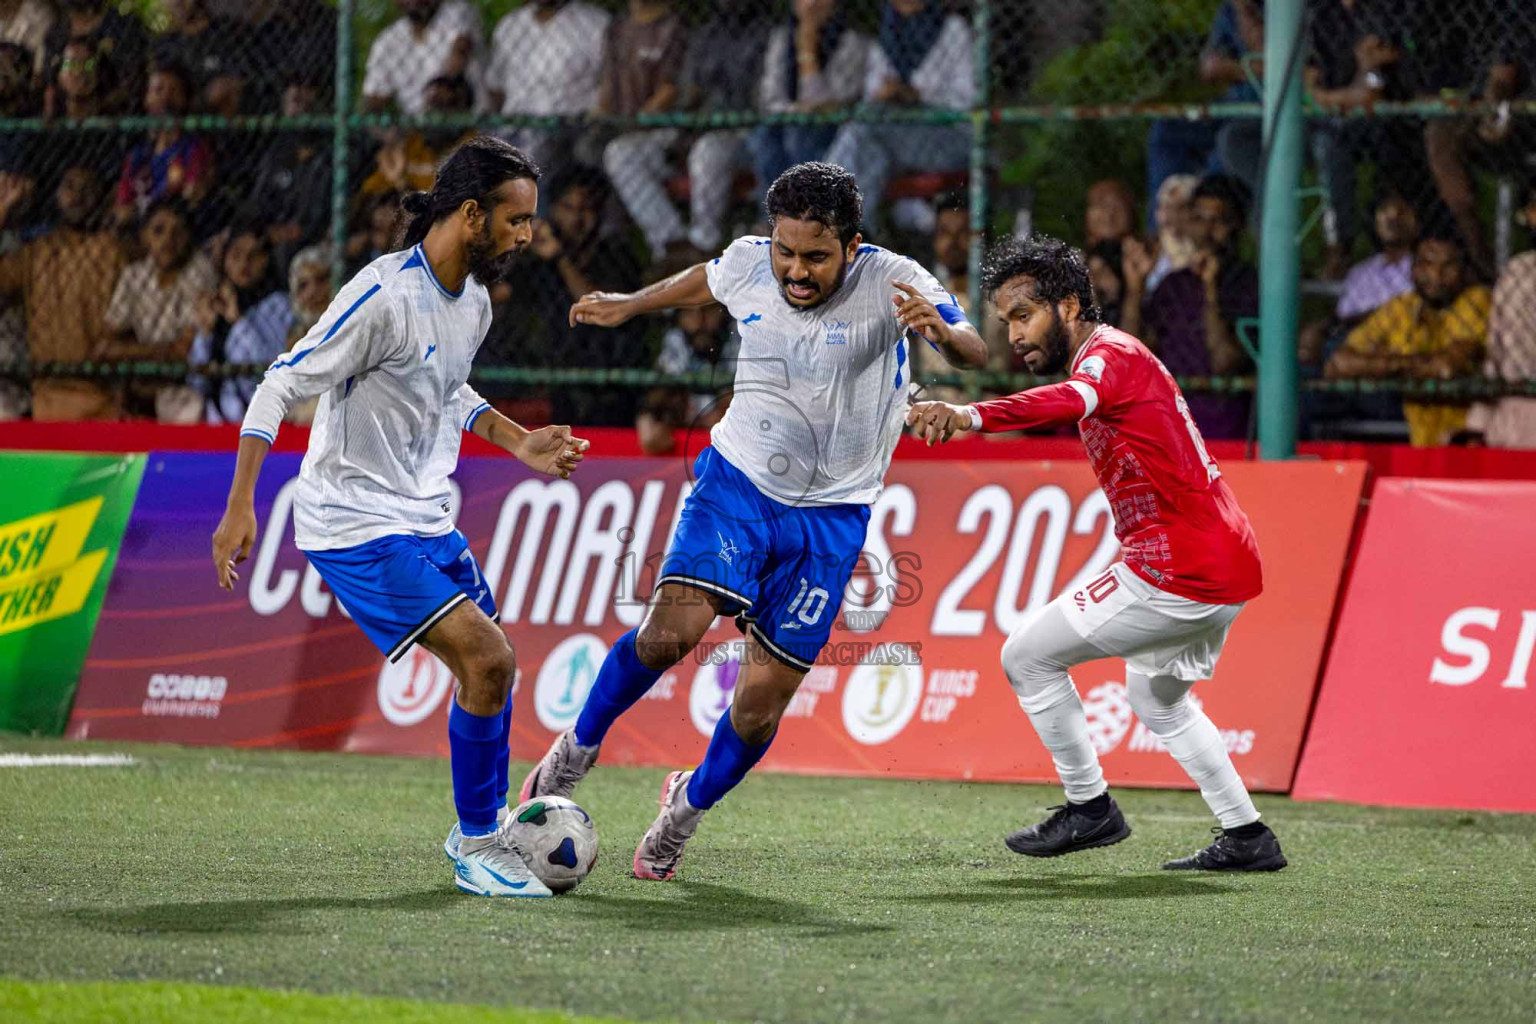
452, 830, 553, 898
444, 805, 511, 861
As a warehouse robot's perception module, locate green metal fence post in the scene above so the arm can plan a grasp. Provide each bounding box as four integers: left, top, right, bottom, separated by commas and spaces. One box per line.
332, 0, 355, 288
1258, 0, 1303, 458
967, 0, 992, 322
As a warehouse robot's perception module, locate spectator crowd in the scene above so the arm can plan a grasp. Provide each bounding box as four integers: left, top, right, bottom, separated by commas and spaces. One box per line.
0, 0, 1532, 449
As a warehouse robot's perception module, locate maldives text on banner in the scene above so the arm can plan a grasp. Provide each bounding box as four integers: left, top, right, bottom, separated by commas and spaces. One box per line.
1294, 479, 1536, 813
68, 453, 1364, 793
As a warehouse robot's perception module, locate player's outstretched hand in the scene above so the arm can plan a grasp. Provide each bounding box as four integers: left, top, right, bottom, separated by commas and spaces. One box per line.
906, 400, 973, 447
891, 282, 951, 348
570, 291, 635, 329
516, 425, 591, 480
211, 503, 258, 590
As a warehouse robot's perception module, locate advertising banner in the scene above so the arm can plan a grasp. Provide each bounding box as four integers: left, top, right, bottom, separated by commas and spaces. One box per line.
69, 453, 1364, 793
0, 451, 145, 734
1293, 480, 1536, 813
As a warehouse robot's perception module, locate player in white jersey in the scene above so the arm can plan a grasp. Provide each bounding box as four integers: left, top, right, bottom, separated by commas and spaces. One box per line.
520, 162, 988, 879
210, 137, 590, 899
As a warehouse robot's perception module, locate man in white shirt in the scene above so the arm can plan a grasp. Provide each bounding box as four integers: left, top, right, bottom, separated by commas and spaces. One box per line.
211, 138, 589, 899
362, 0, 483, 116
484, 0, 609, 171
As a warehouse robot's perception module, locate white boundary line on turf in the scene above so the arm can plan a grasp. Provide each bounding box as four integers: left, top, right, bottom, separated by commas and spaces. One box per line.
0, 754, 138, 768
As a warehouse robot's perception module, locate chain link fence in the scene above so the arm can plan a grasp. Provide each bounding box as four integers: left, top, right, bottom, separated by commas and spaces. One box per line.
1, 0, 1533, 448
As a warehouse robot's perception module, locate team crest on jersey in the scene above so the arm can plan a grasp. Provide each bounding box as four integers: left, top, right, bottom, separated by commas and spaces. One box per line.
824, 321, 851, 345
1078, 355, 1106, 382
717, 532, 739, 565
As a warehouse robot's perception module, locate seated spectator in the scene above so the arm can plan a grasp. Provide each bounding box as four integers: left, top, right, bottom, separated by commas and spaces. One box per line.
42, 0, 148, 118
1130, 173, 1199, 299
277, 244, 334, 426
607, 0, 773, 261
0, 39, 33, 117
1326, 234, 1490, 447
0, 146, 31, 419
0, 155, 125, 420
598, 1, 687, 262
345, 191, 402, 276
1, 1, 52, 84
102, 197, 218, 422
1468, 182, 1536, 449
636, 303, 738, 455
1087, 240, 1126, 330
247, 0, 336, 114
152, 0, 246, 118
113, 60, 213, 228
929, 191, 969, 306
486, 0, 610, 173
1084, 180, 1136, 249
52, 34, 122, 120
245, 77, 333, 270
1124, 174, 1257, 440
187, 223, 285, 423
362, 0, 483, 116
360, 74, 476, 198
747, 0, 869, 223
824, 0, 973, 230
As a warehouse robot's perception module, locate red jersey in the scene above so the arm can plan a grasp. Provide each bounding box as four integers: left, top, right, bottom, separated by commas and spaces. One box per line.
972, 325, 1262, 604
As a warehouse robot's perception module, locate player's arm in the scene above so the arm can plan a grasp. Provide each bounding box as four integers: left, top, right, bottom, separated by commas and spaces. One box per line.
891, 282, 987, 368
569, 262, 715, 328
907, 379, 1094, 445
458, 384, 590, 479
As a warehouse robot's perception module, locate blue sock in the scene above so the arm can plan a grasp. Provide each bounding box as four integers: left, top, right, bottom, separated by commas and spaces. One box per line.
572, 628, 664, 747
448, 701, 502, 837
687, 711, 772, 810
494, 695, 512, 809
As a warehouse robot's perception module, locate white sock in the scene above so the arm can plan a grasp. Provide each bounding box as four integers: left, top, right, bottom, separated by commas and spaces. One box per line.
1127, 671, 1258, 829
1021, 684, 1108, 804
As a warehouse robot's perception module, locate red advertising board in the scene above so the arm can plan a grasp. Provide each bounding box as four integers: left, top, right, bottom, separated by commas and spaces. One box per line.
69, 453, 1365, 793
1293, 480, 1536, 813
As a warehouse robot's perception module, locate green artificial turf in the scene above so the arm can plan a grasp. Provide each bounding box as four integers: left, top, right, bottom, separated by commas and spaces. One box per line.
1, 738, 1532, 1023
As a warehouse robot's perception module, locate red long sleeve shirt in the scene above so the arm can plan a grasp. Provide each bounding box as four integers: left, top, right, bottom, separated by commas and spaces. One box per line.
972, 325, 1262, 604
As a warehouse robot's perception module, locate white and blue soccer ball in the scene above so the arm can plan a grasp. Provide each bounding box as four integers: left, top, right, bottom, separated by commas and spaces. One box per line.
504, 796, 598, 894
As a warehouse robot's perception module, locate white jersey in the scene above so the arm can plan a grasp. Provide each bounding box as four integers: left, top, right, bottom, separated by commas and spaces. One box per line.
241, 246, 494, 551
704, 236, 968, 506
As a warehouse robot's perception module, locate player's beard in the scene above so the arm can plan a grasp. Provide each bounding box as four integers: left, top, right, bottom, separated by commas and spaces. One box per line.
1033, 306, 1073, 376
467, 221, 517, 284
780, 256, 850, 312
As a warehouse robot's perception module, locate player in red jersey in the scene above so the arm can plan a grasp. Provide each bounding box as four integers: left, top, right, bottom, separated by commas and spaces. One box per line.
908, 235, 1285, 872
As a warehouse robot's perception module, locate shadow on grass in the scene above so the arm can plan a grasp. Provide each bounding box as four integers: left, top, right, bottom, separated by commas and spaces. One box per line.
68, 888, 460, 935
568, 881, 895, 939
884, 873, 1236, 904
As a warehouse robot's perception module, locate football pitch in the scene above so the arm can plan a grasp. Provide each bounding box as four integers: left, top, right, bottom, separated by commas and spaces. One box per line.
2, 738, 1532, 1023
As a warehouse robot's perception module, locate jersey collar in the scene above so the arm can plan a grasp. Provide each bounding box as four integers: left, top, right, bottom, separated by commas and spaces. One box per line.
1070, 324, 1109, 373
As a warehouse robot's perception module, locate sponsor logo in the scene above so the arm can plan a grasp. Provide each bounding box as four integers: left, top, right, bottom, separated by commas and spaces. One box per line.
785, 665, 838, 719
377, 647, 454, 726
142, 673, 227, 719
534, 633, 608, 731
1078, 354, 1106, 382
742, 313, 762, 325
689, 638, 746, 737
0, 497, 110, 637
842, 642, 924, 745
1429, 606, 1536, 689
919, 667, 978, 724
1082, 681, 1256, 756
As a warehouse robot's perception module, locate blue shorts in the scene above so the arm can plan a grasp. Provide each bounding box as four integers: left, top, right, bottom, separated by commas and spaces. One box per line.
658, 447, 870, 672
304, 529, 497, 663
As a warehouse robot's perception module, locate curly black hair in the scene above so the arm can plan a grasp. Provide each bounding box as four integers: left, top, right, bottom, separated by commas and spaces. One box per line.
764, 161, 863, 246
982, 234, 1103, 322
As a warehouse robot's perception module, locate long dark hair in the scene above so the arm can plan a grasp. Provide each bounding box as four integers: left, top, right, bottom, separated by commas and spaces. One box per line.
394, 135, 541, 251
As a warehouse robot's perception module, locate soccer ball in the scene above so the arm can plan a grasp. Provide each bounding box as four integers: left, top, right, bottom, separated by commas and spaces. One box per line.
504, 796, 598, 894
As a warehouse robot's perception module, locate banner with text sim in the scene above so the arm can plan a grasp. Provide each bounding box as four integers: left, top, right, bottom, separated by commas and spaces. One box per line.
68, 453, 1364, 793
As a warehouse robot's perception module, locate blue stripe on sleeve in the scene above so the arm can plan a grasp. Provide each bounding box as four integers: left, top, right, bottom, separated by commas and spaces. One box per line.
935, 302, 968, 326
893, 335, 906, 390
241, 427, 275, 444
269, 283, 382, 371
464, 402, 491, 433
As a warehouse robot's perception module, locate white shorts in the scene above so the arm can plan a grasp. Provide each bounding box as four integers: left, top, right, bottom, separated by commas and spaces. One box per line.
1057, 562, 1243, 682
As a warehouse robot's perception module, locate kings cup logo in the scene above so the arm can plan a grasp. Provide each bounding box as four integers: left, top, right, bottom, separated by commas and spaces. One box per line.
841, 643, 924, 745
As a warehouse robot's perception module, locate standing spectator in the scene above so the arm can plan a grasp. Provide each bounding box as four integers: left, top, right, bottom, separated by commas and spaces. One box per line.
746, 0, 869, 219
277, 244, 334, 426
245, 76, 333, 269
1084, 179, 1136, 249
598, 1, 687, 262
485, 0, 611, 173
1326, 234, 1490, 446
1471, 183, 1536, 448
0, 156, 125, 420
362, 0, 483, 116
823, 0, 973, 230
1124, 173, 1257, 440
113, 60, 213, 228
0, 0, 51, 82
636, 304, 738, 455
603, 1, 772, 260
42, 0, 148, 118
102, 197, 218, 421
188, 224, 287, 423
